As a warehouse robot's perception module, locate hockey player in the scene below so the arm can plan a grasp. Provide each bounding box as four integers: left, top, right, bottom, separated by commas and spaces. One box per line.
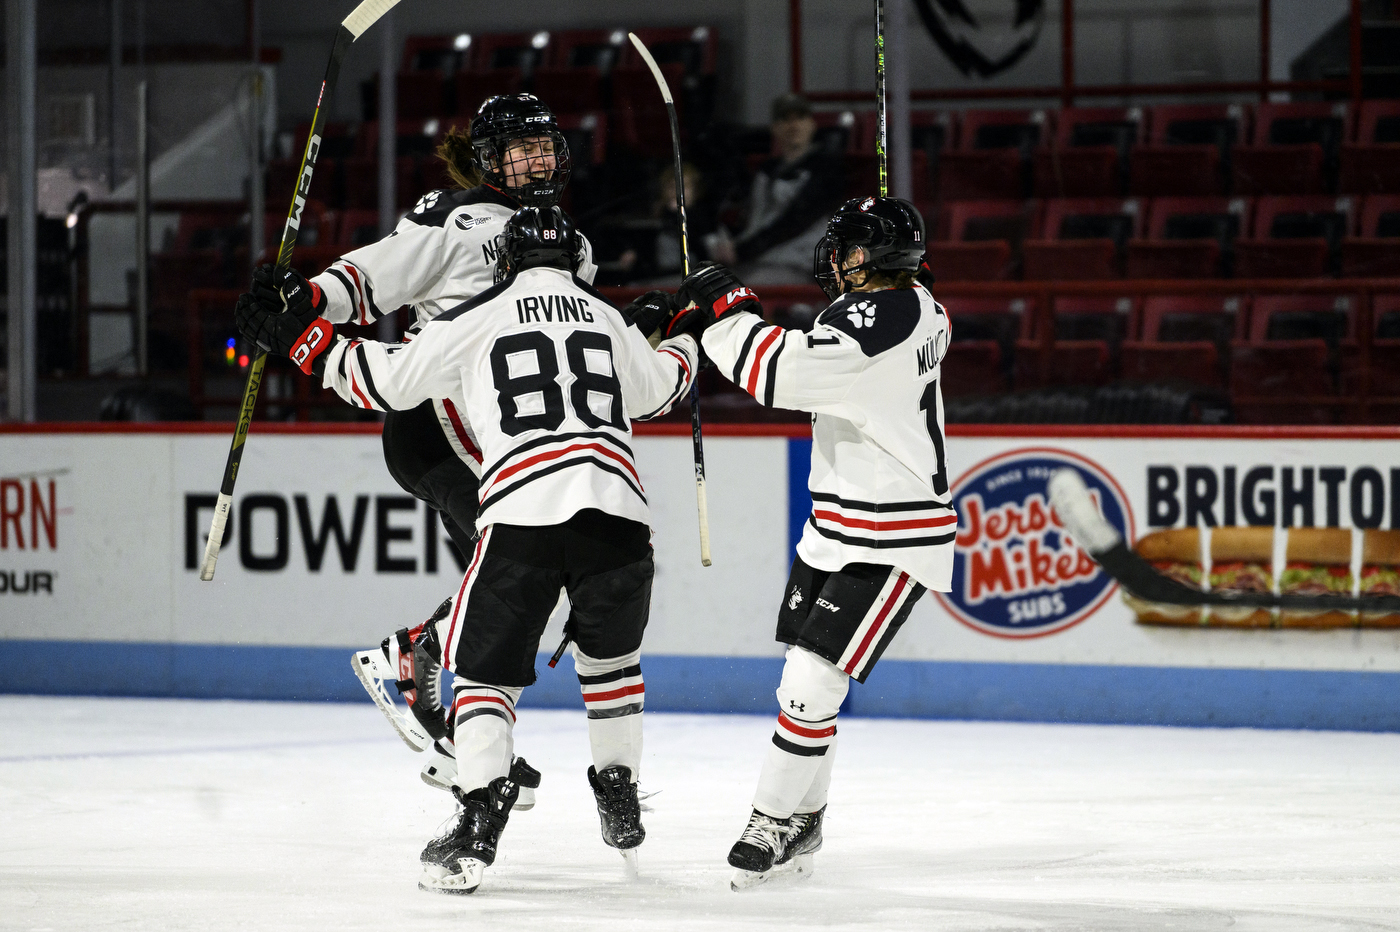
243, 93, 606, 791
664, 196, 953, 889
236, 206, 697, 893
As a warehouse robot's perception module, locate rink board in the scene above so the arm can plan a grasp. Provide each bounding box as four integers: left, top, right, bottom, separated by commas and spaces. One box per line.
2, 424, 1400, 730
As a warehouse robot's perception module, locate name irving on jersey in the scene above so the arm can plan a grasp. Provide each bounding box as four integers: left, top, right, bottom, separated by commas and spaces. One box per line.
516, 294, 596, 324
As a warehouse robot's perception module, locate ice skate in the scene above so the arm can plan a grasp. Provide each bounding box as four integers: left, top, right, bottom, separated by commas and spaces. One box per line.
728, 809, 791, 890
587, 765, 645, 876
418, 776, 518, 895
421, 750, 539, 811
774, 805, 824, 877
352, 599, 451, 751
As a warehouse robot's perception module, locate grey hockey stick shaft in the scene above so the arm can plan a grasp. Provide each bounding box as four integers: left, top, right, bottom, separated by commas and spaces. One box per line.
629, 31, 713, 567
200, 0, 404, 581
1048, 469, 1400, 614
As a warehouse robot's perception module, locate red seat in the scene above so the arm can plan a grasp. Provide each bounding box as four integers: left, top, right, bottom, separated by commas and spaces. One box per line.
1034, 106, 1144, 198
557, 112, 608, 165
336, 209, 381, 247
853, 110, 955, 158
937, 108, 1050, 200
1248, 293, 1357, 347
1339, 101, 1400, 195
1014, 339, 1111, 389
1230, 340, 1338, 424
1023, 197, 1145, 280
1342, 195, 1400, 277
1139, 294, 1246, 344
1231, 102, 1351, 196
454, 71, 523, 115
843, 151, 929, 202
470, 30, 553, 73
364, 72, 447, 121
1126, 196, 1249, 278
926, 199, 1041, 281
401, 34, 472, 73
1339, 294, 1400, 423
1130, 104, 1247, 197
341, 157, 420, 210
1121, 342, 1222, 390
1234, 195, 1356, 279
941, 341, 1006, 395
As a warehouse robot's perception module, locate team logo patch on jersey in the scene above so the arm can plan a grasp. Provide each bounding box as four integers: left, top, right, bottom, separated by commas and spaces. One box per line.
788, 586, 804, 611
935, 448, 1134, 639
845, 299, 876, 329
455, 213, 487, 231
413, 190, 441, 214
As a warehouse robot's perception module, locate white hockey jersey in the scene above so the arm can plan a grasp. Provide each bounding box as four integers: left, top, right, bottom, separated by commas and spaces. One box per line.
311, 185, 597, 331
319, 265, 698, 530
701, 284, 955, 591
308, 184, 598, 475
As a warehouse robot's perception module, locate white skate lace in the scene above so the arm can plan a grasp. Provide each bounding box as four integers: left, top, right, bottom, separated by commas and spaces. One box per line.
739, 813, 788, 854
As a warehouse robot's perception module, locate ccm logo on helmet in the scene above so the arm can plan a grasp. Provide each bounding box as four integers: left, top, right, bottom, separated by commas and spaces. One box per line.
713, 287, 757, 316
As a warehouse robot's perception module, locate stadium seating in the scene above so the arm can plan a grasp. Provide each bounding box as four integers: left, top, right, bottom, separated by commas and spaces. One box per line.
937, 108, 1049, 200
1230, 339, 1339, 423
1119, 295, 1244, 391
1022, 198, 1145, 279
1341, 195, 1400, 277
1233, 195, 1356, 278
1231, 101, 1351, 196
1339, 100, 1400, 195
1034, 106, 1144, 197
531, 29, 629, 114
1126, 196, 1249, 278
926, 199, 1040, 281
941, 295, 1033, 394
1129, 104, 1247, 197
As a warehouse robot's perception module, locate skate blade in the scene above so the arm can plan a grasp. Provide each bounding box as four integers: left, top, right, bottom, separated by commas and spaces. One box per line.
352, 650, 431, 752
620, 847, 639, 881
418, 859, 484, 895
729, 856, 814, 892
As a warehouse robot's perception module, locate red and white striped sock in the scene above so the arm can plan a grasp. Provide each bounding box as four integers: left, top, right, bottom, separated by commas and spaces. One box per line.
575, 647, 644, 779
450, 678, 522, 794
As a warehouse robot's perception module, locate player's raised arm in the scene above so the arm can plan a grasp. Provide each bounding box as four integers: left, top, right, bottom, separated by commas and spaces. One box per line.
234, 267, 458, 413
612, 290, 700, 421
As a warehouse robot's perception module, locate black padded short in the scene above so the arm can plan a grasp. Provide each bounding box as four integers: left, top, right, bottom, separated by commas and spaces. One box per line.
444, 509, 654, 687
776, 556, 926, 683
382, 399, 479, 555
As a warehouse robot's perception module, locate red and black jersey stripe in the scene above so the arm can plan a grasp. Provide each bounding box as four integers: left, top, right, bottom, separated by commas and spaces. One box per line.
477, 430, 644, 514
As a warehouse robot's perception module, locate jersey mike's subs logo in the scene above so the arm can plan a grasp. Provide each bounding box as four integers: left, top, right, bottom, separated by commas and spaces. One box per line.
937, 448, 1133, 638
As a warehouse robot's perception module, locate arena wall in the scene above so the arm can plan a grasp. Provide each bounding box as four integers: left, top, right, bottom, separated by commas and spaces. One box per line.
2, 423, 1398, 731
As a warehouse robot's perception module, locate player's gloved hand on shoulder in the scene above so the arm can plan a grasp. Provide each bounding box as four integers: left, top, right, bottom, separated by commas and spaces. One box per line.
620, 289, 677, 340
235, 271, 335, 377
665, 263, 761, 339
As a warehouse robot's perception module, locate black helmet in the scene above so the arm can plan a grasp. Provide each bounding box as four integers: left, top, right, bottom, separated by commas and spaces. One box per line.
469, 93, 572, 207
813, 196, 926, 300
495, 206, 581, 282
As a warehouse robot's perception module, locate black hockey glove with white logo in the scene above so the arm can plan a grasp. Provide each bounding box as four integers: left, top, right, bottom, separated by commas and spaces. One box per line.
665, 263, 762, 339
620, 290, 677, 340
235, 267, 335, 376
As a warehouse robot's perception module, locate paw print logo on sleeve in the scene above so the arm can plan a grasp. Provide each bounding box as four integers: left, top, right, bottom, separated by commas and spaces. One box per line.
413, 190, 441, 214
846, 299, 877, 329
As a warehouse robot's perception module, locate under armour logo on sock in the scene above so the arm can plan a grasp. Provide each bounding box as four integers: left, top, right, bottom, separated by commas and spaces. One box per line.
789, 700, 805, 712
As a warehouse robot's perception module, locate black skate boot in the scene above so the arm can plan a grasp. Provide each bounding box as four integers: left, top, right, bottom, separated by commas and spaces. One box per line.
588, 765, 645, 878
774, 805, 824, 875
727, 809, 791, 890
352, 598, 451, 750
418, 776, 519, 895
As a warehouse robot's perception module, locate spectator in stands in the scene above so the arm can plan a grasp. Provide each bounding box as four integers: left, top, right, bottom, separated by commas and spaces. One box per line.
609, 162, 715, 285
709, 93, 845, 284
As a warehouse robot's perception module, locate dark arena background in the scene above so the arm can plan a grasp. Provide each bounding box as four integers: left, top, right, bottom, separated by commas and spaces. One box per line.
2, 2, 1399, 929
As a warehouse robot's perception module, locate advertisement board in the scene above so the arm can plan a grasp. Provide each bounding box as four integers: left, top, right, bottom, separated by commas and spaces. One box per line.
4, 424, 1399, 729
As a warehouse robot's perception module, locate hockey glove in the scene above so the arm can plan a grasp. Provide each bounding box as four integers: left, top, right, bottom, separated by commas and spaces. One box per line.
620, 290, 677, 340
249, 263, 324, 318
665, 263, 761, 339
235, 289, 335, 377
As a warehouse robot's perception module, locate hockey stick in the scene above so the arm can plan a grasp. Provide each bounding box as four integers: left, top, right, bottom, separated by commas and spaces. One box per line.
1048, 469, 1400, 614
628, 31, 713, 567
874, 0, 888, 197
200, 0, 403, 580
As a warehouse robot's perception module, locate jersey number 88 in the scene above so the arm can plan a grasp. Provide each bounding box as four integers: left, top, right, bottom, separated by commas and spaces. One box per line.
489, 331, 626, 436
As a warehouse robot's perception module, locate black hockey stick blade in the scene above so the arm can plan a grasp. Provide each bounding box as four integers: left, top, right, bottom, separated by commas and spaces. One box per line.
1047, 468, 1400, 615
199, 0, 403, 581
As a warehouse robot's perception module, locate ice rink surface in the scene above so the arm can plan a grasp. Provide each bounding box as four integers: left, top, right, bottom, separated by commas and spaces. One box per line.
2, 697, 1399, 932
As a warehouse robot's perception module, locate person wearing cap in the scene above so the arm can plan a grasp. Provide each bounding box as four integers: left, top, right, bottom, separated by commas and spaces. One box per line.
710, 93, 846, 284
